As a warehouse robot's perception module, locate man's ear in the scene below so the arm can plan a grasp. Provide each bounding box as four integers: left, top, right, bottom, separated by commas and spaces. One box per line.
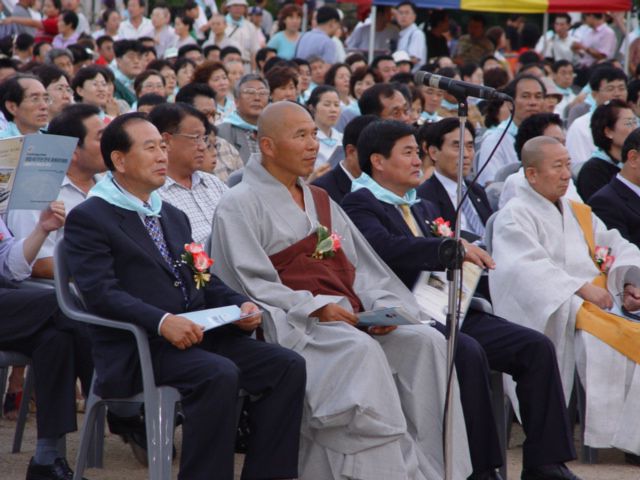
427, 145, 439, 163
370, 152, 384, 172
260, 136, 275, 158
111, 151, 126, 173
345, 143, 357, 160
4, 100, 18, 117
627, 149, 640, 168
524, 166, 537, 185
161, 132, 172, 153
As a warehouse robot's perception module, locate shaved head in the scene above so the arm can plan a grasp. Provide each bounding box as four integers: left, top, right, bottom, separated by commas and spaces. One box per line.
521, 136, 562, 170
258, 101, 311, 142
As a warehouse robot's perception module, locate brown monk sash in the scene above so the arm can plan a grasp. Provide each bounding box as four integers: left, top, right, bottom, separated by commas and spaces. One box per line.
570, 200, 640, 364
268, 185, 364, 313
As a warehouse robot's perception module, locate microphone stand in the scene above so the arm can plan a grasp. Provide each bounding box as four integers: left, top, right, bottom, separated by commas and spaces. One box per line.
440, 85, 469, 480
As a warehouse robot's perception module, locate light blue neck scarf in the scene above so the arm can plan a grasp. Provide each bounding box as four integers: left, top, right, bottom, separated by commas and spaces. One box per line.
226, 13, 244, 27
421, 111, 439, 122
554, 81, 573, 97
0, 122, 22, 138
114, 67, 134, 88
497, 117, 518, 138
351, 172, 420, 206
218, 94, 234, 113
591, 147, 621, 168
347, 101, 361, 114
223, 110, 258, 131
586, 94, 597, 113
320, 137, 338, 147
88, 171, 163, 216
441, 98, 458, 110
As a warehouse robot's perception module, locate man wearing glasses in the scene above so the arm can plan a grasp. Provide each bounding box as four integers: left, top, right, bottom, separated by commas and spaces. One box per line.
0, 74, 50, 138
150, 103, 229, 245
217, 74, 270, 164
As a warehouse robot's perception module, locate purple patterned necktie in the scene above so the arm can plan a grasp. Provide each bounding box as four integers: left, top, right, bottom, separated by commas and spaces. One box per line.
143, 203, 190, 307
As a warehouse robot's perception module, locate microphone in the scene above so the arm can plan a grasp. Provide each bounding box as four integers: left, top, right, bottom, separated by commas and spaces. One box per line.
414, 71, 513, 101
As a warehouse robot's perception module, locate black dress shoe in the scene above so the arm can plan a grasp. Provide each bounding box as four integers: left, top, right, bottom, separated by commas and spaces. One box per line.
26, 456, 88, 480
625, 452, 640, 466
468, 470, 504, 480
521, 463, 582, 480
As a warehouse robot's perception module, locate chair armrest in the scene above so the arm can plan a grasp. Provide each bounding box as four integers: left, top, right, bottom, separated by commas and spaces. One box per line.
16, 278, 55, 290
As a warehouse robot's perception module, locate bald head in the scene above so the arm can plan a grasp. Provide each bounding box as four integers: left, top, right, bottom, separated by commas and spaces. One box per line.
258, 101, 312, 142
521, 136, 562, 170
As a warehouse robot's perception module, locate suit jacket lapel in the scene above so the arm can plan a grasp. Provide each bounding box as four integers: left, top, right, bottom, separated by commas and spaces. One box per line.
335, 166, 353, 198
612, 177, 640, 214
431, 176, 455, 223
381, 202, 416, 237
411, 204, 432, 237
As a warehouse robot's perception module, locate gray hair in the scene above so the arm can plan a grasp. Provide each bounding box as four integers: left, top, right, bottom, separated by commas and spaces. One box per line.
44, 47, 74, 64
233, 73, 269, 98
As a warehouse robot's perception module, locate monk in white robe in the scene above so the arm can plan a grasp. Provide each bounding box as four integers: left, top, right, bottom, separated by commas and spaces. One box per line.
211, 102, 472, 479
490, 136, 640, 456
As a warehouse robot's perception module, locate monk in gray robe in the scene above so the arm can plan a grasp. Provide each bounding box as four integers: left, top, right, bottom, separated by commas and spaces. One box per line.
490, 136, 640, 459
211, 102, 472, 479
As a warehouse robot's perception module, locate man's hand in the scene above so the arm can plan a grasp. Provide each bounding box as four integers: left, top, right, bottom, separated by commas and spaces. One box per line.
233, 302, 262, 331
622, 284, 640, 312
577, 282, 613, 310
369, 325, 397, 335
38, 200, 66, 233
310, 303, 359, 326
306, 163, 331, 183
160, 314, 205, 349
461, 239, 496, 270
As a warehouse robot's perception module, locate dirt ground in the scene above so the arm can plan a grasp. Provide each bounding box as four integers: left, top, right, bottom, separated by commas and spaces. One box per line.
1, 412, 638, 479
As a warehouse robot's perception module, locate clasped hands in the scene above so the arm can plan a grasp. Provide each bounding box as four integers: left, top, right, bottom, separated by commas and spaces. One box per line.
160, 302, 261, 349
577, 282, 640, 312
310, 303, 396, 335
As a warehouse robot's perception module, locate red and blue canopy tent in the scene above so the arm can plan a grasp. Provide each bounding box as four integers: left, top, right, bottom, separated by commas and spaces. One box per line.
333, 0, 633, 63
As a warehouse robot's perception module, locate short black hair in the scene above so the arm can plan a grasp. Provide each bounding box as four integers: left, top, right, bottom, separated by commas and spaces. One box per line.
371, 54, 394, 70
175, 82, 217, 105
424, 117, 475, 151
203, 44, 220, 58
316, 6, 340, 25
257, 47, 276, 66
551, 59, 572, 73
67, 44, 91, 65
33, 64, 70, 88
306, 85, 338, 110
101, 112, 149, 171
514, 112, 563, 161
589, 66, 628, 92
101, 8, 118, 25
460, 62, 480, 80
0, 57, 19, 72
114, 39, 144, 58
96, 35, 114, 49
520, 23, 541, 49
343, 114, 379, 152
554, 13, 571, 24
49, 0, 62, 9
359, 83, 396, 117
263, 56, 289, 75
430, 10, 448, 28
220, 45, 241, 60
147, 102, 208, 136
184, 0, 198, 11
33, 41, 51, 58
397, 1, 416, 13
388, 72, 415, 85
504, 74, 546, 99
358, 119, 417, 176
124, 0, 146, 6
621, 127, 640, 163
178, 44, 201, 59
628, 79, 640, 105
15, 33, 34, 51
469, 14, 487, 27
60, 10, 79, 30
137, 93, 166, 109
517, 50, 541, 67
48, 103, 101, 148
173, 57, 196, 75
0, 74, 40, 122
591, 99, 629, 152
71, 65, 107, 102
176, 14, 194, 30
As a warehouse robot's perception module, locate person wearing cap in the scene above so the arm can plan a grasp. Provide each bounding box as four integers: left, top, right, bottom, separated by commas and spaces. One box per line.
392, 50, 413, 73
540, 77, 564, 114
395, 1, 426, 73
248, 6, 267, 47
225, 0, 261, 73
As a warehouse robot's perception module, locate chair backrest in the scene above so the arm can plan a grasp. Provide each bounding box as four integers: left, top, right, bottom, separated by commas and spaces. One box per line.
484, 211, 499, 256
494, 162, 521, 183
484, 181, 503, 213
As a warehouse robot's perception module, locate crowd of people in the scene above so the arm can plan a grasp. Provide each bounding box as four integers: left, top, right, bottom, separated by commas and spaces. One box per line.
1, 1, 640, 480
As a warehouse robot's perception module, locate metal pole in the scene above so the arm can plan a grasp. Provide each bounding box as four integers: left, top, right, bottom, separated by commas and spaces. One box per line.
542, 12, 549, 57
302, 1, 308, 34
444, 99, 468, 480
625, 10, 632, 75
368, 5, 377, 65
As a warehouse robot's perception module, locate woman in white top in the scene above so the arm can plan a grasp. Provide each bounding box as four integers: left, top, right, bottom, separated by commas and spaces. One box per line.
174, 15, 198, 50
307, 85, 343, 169
324, 63, 354, 108
192, 61, 235, 124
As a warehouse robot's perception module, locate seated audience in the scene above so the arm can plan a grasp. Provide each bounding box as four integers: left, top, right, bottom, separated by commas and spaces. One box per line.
0, 74, 49, 138
71, 65, 112, 121
265, 66, 298, 102
34, 64, 71, 122
307, 85, 343, 169
192, 61, 235, 123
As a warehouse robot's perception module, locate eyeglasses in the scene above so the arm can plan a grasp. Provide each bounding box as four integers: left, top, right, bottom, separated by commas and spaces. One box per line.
141, 82, 164, 90
88, 81, 108, 89
622, 119, 638, 127
240, 87, 270, 97
170, 132, 211, 147
208, 141, 221, 152
23, 94, 53, 106
48, 86, 73, 95
201, 110, 221, 120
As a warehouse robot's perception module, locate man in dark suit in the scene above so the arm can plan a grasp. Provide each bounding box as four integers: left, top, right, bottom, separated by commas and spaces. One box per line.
416, 118, 493, 245
311, 114, 378, 203
0, 203, 93, 480
64, 113, 306, 480
588, 128, 640, 249
341, 119, 580, 480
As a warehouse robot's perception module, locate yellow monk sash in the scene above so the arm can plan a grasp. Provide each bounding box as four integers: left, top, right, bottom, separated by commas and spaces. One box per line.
570, 200, 640, 364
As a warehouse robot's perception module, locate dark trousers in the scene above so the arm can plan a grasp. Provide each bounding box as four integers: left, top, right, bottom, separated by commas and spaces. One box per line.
0, 287, 93, 439
434, 309, 575, 472
151, 329, 306, 480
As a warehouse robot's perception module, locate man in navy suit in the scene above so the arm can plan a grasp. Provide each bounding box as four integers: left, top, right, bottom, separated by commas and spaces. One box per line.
341, 119, 580, 480
416, 118, 493, 245
588, 128, 640, 249
311, 114, 379, 203
64, 113, 306, 480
